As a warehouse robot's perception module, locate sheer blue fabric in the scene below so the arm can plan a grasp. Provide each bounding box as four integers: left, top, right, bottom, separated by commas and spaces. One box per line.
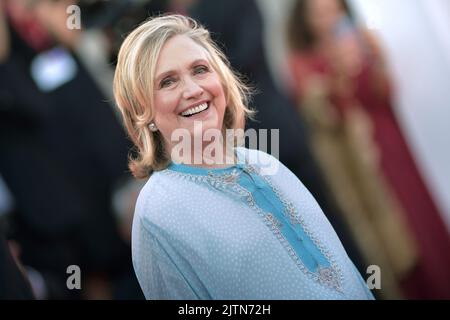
132, 148, 374, 300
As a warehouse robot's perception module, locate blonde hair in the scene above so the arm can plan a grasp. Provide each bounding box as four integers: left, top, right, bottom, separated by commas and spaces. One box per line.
113, 14, 254, 179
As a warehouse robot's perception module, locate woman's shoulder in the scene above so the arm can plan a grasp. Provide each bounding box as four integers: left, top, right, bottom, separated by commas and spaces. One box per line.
133, 171, 181, 223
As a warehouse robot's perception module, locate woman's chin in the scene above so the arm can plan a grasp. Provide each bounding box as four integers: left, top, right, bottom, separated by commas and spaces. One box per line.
182, 112, 222, 133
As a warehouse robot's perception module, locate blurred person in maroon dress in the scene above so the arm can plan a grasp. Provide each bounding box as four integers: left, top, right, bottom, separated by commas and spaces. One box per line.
287, 0, 450, 299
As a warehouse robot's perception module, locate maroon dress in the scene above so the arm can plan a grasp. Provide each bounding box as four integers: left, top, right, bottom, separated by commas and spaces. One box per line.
290, 44, 450, 299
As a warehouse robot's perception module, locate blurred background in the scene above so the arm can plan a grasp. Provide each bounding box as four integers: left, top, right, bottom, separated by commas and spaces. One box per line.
0, 0, 449, 300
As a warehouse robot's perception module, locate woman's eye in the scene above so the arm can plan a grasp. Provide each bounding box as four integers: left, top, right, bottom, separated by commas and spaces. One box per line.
160, 77, 176, 88
194, 65, 209, 75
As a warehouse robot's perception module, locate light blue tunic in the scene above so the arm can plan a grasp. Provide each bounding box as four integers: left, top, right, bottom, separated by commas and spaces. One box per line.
132, 147, 374, 300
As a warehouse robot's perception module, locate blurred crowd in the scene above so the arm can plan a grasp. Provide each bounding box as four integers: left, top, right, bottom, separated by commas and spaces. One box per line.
0, 0, 449, 300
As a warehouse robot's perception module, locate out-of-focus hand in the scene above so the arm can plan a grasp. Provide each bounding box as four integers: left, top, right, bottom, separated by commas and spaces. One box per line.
33, 0, 81, 50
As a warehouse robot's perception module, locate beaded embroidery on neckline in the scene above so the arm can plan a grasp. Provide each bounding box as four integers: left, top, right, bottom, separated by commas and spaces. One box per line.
163, 161, 344, 292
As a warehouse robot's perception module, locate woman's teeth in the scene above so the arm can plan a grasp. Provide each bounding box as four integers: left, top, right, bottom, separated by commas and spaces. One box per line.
180, 103, 209, 117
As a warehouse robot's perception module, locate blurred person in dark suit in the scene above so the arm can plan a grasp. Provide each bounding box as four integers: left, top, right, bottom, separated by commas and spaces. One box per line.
0, 0, 142, 299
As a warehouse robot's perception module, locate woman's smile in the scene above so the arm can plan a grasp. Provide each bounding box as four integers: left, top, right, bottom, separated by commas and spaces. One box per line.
179, 101, 210, 118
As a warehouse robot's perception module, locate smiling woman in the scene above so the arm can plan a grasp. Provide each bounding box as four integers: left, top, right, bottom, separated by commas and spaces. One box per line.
113, 15, 253, 178
151, 35, 227, 156
113, 14, 375, 300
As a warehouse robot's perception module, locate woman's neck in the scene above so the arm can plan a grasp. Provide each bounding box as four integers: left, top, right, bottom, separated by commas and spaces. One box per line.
169, 140, 237, 169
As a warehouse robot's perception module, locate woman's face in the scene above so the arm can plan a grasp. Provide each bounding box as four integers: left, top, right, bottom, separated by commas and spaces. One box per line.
152, 34, 227, 153
307, 0, 345, 37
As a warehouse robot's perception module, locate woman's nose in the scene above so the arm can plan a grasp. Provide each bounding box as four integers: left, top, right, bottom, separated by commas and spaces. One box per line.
182, 76, 203, 100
